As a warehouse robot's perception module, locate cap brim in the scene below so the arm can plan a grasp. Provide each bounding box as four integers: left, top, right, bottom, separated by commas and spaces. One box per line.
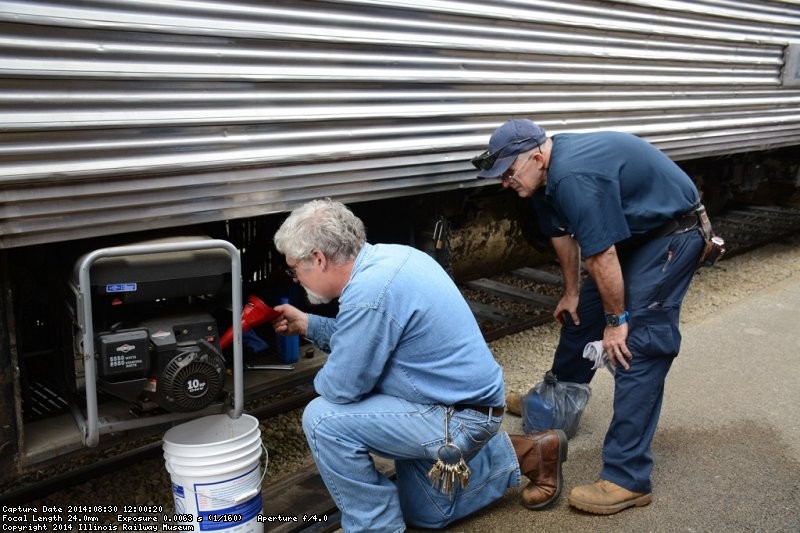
476, 153, 517, 179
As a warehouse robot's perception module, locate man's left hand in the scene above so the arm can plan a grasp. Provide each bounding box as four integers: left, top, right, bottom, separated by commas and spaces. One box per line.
603, 323, 632, 370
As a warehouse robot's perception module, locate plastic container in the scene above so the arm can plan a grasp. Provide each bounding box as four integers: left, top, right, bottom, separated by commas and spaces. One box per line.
163, 414, 266, 532
277, 297, 299, 363
521, 389, 556, 434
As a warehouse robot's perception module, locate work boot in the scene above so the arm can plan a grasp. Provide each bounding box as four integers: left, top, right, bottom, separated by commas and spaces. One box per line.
506, 391, 522, 416
568, 479, 652, 515
510, 430, 568, 510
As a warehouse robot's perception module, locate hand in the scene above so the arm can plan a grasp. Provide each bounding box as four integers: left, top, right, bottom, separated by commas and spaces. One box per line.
553, 292, 580, 325
272, 303, 309, 337
603, 323, 632, 370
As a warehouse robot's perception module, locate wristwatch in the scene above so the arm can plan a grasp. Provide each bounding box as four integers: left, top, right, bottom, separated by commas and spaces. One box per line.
605, 311, 629, 327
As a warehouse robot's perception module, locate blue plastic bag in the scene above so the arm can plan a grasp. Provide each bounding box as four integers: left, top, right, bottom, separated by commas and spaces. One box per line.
521, 371, 591, 439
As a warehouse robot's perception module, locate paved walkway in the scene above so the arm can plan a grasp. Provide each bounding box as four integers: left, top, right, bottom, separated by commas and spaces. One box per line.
435, 271, 800, 532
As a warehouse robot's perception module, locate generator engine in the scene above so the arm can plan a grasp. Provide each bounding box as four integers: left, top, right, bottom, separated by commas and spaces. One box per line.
69, 237, 232, 414
96, 312, 226, 413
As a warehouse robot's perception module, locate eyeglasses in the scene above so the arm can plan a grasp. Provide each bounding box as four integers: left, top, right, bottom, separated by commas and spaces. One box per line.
499, 152, 534, 182
471, 136, 536, 171
285, 254, 314, 278
284, 258, 304, 279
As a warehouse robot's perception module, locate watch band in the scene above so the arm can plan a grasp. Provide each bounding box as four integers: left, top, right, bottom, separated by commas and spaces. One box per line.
605, 310, 629, 327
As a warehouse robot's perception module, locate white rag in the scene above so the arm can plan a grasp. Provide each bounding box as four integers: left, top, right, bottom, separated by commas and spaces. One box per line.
582, 340, 615, 374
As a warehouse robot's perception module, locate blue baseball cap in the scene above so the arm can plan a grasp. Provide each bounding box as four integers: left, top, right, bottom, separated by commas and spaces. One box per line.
472, 119, 547, 178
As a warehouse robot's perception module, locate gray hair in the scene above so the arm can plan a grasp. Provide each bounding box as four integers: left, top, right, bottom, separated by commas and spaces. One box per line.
273, 198, 366, 263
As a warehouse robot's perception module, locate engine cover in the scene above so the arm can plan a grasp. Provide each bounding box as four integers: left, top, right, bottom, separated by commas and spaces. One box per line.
157, 340, 226, 412
97, 328, 150, 379
95, 311, 227, 413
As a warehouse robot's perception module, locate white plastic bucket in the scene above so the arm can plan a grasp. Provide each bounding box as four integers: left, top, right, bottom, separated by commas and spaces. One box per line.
165, 432, 262, 467
163, 414, 267, 533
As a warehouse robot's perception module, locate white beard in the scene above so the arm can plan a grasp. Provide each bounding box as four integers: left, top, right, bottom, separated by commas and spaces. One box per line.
304, 287, 331, 305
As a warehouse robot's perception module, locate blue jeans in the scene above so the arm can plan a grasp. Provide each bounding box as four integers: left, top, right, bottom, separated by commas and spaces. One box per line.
302, 394, 519, 532
550, 230, 704, 492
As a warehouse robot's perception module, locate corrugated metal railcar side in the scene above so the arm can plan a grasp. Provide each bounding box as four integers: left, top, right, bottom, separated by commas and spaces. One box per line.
1, 0, 799, 248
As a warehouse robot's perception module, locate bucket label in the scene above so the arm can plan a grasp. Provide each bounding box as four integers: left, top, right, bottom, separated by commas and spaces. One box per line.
171, 483, 187, 515
193, 465, 262, 531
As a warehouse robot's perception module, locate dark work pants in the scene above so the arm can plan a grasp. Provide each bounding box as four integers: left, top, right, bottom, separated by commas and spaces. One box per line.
549, 229, 705, 493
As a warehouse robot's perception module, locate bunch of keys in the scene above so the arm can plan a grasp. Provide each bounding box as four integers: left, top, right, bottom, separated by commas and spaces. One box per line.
427, 407, 471, 497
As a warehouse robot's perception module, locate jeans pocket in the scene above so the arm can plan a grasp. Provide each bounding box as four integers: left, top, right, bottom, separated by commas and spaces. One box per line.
452, 417, 499, 460
421, 408, 498, 461
629, 323, 681, 358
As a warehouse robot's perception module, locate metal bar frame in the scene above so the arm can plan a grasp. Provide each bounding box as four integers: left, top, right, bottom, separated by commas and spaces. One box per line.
70, 238, 242, 447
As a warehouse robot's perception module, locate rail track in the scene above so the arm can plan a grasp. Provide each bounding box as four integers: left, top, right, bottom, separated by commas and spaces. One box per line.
3, 203, 799, 531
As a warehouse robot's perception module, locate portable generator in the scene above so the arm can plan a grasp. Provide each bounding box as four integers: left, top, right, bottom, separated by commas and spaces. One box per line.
68, 237, 235, 416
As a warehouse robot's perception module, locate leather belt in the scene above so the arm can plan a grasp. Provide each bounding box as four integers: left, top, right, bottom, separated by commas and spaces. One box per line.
455, 404, 505, 417
649, 204, 703, 239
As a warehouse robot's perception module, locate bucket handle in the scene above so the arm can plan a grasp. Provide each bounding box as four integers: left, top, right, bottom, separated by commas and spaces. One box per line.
231, 487, 259, 504
175, 443, 268, 505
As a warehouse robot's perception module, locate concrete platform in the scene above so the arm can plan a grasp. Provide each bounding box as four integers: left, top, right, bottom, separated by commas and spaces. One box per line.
440, 271, 800, 532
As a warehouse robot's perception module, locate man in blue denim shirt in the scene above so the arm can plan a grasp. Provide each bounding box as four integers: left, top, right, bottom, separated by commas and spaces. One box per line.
272, 199, 568, 532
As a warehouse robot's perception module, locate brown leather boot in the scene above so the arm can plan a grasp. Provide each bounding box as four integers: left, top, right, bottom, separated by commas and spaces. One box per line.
506, 391, 522, 416
510, 430, 568, 510
568, 479, 652, 515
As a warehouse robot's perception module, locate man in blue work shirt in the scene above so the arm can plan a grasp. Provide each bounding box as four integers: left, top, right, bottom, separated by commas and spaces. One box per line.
271, 198, 568, 532
473, 119, 707, 515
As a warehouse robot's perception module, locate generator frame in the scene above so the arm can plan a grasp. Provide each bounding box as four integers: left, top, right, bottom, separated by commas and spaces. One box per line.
70, 238, 243, 447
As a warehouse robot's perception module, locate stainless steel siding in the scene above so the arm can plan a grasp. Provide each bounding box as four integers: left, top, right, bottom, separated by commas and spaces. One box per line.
1, 0, 799, 248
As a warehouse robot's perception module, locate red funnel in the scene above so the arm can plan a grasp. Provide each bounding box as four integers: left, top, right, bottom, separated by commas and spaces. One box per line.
220, 295, 281, 349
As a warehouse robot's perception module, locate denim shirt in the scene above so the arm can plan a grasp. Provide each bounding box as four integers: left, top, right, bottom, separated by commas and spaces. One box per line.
307, 243, 504, 407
